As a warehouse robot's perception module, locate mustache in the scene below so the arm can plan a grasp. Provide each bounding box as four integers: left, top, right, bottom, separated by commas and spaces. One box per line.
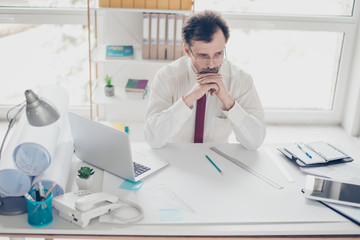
199, 67, 220, 74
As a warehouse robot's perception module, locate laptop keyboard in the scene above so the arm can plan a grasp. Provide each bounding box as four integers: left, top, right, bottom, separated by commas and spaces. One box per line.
133, 162, 151, 177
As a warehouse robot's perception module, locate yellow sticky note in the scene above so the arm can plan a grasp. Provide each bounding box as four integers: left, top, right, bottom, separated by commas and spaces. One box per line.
111, 123, 126, 132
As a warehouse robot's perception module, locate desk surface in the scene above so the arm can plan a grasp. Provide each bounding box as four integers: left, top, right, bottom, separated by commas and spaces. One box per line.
1, 124, 360, 238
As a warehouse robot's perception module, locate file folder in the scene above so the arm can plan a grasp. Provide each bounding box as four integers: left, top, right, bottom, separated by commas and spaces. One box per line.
109, 0, 121, 7
157, 0, 168, 9
122, 0, 134, 7
134, 0, 145, 8
145, 0, 157, 9
169, 0, 181, 10
99, 0, 110, 7
180, 0, 192, 10
150, 13, 158, 59
166, 14, 176, 60
142, 13, 151, 59
174, 14, 184, 59
157, 14, 167, 60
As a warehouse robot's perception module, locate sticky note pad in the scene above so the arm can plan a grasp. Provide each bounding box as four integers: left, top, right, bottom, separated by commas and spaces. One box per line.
119, 179, 143, 191
159, 209, 182, 222
111, 123, 126, 132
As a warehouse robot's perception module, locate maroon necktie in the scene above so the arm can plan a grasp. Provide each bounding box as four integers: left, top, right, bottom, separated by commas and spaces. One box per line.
194, 94, 206, 143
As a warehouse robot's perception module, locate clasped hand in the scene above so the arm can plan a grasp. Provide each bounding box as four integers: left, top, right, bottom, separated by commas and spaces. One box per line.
183, 73, 235, 110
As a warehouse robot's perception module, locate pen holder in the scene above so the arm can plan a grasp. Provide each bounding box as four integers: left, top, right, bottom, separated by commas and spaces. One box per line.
25, 189, 53, 227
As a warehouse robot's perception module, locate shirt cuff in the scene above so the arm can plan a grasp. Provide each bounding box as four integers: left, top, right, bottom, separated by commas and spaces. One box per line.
222, 101, 247, 123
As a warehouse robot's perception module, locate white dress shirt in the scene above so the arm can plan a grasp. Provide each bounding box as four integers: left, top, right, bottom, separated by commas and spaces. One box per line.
144, 56, 266, 150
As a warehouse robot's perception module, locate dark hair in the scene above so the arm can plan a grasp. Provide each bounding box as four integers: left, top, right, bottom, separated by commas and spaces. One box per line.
182, 10, 230, 47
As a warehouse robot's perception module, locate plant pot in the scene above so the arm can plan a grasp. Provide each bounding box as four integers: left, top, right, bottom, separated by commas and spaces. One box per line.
104, 85, 114, 96
76, 175, 94, 190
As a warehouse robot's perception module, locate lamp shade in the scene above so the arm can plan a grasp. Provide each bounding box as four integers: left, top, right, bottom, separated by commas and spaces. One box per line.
25, 89, 60, 127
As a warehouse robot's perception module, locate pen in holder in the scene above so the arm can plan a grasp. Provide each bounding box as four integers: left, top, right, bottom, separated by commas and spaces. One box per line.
25, 188, 53, 227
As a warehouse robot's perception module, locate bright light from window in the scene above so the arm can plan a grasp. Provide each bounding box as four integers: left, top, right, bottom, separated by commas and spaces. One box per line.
227, 29, 343, 110
0, 24, 90, 106
195, 0, 354, 16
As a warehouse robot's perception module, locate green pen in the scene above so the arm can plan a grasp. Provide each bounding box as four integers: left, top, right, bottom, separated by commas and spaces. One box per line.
205, 155, 223, 175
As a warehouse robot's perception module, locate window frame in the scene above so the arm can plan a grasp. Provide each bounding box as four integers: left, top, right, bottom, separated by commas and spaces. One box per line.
220, 5, 359, 124
0, 2, 359, 125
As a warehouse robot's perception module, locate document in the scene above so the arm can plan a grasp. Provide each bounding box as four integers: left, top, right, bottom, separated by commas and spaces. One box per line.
99, 143, 346, 224
174, 14, 184, 59
157, 14, 166, 60
166, 14, 176, 60
141, 13, 150, 59
0, 85, 72, 197
150, 13, 158, 59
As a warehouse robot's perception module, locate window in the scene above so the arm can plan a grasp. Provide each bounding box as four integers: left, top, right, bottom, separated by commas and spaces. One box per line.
196, 0, 358, 123
0, 1, 90, 115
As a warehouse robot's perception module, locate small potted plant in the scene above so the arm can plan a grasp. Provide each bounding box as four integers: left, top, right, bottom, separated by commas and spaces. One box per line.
104, 75, 114, 96
76, 166, 95, 190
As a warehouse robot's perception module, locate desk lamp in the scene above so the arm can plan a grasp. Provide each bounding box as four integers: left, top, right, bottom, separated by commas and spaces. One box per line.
0, 89, 60, 215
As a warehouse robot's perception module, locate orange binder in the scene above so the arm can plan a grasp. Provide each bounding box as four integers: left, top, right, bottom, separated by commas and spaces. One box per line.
157, 14, 167, 60
99, 0, 110, 7
109, 0, 121, 7
174, 14, 184, 59
122, 0, 134, 7
166, 14, 176, 60
157, 0, 168, 9
150, 13, 158, 59
169, 0, 180, 10
142, 13, 151, 59
180, 0, 192, 10
145, 0, 157, 9
134, 0, 145, 8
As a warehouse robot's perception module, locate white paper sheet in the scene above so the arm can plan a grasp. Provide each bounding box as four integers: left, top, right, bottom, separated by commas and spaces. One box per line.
0, 116, 32, 197
0, 85, 71, 197
100, 143, 346, 225
31, 114, 74, 197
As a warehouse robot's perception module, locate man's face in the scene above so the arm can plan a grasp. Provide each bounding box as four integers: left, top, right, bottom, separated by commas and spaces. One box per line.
185, 28, 226, 74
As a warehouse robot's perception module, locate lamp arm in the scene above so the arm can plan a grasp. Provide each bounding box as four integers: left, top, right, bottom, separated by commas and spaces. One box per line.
0, 104, 25, 159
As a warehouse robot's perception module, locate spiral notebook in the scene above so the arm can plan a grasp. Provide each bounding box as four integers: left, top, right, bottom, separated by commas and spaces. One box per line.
277, 141, 353, 167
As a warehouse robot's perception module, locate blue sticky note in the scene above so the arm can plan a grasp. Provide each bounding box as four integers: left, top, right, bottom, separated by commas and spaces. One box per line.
159, 209, 182, 222
119, 179, 143, 191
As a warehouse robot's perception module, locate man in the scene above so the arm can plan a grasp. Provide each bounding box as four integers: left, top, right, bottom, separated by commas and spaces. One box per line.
144, 10, 265, 150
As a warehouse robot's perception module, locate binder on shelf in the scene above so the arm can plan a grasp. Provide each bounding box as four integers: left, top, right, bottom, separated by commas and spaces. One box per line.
157, 14, 167, 60
145, 0, 157, 9
157, 0, 168, 9
122, 0, 134, 8
150, 13, 158, 59
277, 141, 353, 167
180, 0, 192, 10
166, 14, 176, 60
99, 0, 110, 7
134, 0, 145, 8
169, 0, 181, 10
174, 14, 184, 59
142, 13, 151, 59
109, 0, 121, 7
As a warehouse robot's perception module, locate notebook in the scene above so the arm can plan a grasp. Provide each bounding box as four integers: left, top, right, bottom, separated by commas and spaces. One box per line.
68, 112, 168, 182
277, 141, 353, 167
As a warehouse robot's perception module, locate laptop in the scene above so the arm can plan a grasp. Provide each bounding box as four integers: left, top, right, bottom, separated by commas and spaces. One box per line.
68, 112, 168, 182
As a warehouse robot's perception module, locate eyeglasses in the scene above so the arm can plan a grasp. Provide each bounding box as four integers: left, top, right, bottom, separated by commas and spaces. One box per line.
188, 47, 226, 65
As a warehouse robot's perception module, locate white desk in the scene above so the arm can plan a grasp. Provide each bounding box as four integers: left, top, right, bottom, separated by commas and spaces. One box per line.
1, 142, 360, 239
1, 123, 360, 239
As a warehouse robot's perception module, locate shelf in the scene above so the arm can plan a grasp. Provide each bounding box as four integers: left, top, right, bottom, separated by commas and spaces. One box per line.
93, 85, 148, 105
91, 45, 171, 65
93, 7, 193, 14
